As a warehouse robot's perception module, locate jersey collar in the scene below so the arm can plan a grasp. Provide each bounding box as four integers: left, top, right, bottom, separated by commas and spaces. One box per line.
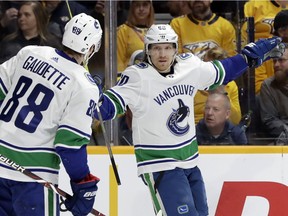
55, 49, 78, 64
188, 13, 219, 26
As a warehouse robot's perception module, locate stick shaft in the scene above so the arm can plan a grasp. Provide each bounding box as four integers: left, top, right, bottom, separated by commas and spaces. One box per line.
0, 153, 105, 216
96, 105, 121, 185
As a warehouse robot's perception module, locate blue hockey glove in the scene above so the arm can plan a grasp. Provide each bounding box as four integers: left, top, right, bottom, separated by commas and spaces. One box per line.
241, 37, 285, 68
64, 173, 99, 216
92, 74, 105, 104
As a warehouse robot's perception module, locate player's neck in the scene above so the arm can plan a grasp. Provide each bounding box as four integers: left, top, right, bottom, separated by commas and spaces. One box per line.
159, 66, 174, 77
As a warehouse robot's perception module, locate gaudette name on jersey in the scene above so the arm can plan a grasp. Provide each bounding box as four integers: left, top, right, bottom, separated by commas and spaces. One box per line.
154, 84, 195, 105
22, 56, 70, 90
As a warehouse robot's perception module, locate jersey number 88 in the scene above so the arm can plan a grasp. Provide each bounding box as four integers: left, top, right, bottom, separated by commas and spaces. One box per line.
0, 76, 54, 133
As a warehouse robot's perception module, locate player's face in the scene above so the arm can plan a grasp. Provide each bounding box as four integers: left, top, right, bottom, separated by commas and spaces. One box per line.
148, 43, 176, 72
204, 96, 230, 129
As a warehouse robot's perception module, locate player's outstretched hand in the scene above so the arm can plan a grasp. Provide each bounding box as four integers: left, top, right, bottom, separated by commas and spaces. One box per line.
241, 37, 285, 68
64, 173, 99, 216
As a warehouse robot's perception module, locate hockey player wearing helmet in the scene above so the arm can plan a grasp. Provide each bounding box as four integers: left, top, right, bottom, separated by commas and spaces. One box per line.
95, 24, 284, 215
0, 13, 102, 216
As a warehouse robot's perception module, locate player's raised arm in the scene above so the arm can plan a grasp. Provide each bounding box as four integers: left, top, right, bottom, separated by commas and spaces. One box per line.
219, 37, 285, 84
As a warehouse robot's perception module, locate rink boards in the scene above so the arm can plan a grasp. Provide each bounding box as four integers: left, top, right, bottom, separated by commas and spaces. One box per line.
59, 146, 288, 216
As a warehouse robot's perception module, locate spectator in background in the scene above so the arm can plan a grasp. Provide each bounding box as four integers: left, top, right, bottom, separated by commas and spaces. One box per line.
0, 1, 21, 41
90, 0, 129, 27
274, 9, 288, 43
259, 44, 288, 144
241, 0, 288, 93
117, 0, 154, 73
166, 1, 191, 18
0, 1, 61, 63
194, 47, 241, 125
42, 0, 88, 39
170, 0, 236, 59
89, 0, 129, 75
196, 92, 247, 145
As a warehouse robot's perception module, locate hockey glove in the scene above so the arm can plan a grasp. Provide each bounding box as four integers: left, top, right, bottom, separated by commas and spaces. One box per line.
64, 173, 100, 216
92, 74, 105, 105
241, 37, 285, 68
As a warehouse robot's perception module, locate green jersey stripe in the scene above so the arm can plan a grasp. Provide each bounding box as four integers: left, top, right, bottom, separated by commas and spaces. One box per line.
208, 60, 225, 90
0, 145, 60, 169
135, 140, 198, 163
54, 129, 90, 147
105, 91, 125, 115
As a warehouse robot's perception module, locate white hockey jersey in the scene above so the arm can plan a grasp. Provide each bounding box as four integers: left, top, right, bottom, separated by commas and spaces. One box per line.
104, 53, 225, 175
0, 46, 99, 184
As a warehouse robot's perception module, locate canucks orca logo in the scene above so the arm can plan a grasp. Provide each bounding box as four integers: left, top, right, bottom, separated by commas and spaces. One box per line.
166, 99, 190, 136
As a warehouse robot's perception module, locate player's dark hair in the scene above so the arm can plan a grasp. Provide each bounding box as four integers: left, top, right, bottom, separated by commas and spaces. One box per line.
63, 46, 83, 58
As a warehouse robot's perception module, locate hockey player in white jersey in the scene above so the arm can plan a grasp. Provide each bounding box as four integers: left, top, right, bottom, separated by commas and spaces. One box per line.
95, 24, 284, 216
0, 13, 102, 216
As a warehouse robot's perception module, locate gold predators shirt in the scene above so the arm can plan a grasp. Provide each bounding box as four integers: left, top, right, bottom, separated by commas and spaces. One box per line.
241, 0, 287, 93
170, 13, 237, 59
117, 24, 149, 73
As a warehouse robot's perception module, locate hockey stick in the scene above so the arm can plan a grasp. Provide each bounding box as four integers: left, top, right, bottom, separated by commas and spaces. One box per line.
0, 153, 105, 216
95, 104, 121, 185
156, 210, 162, 216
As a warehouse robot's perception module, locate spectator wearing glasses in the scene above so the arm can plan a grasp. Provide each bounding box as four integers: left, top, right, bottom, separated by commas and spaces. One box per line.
259, 44, 288, 144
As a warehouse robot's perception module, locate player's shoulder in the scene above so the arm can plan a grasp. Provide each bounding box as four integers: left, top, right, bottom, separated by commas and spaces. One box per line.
71, 69, 100, 92
20, 45, 54, 55
17, 46, 54, 60
82, 72, 99, 87
176, 53, 194, 62
121, 62, 151, 81
124, 62, 149, 75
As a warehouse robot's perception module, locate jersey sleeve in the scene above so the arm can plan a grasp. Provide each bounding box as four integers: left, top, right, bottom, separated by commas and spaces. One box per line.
55, 86, 99, 181
0, 51, 20, 103
220, 54, 248, 84
97, 66, 142, 120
